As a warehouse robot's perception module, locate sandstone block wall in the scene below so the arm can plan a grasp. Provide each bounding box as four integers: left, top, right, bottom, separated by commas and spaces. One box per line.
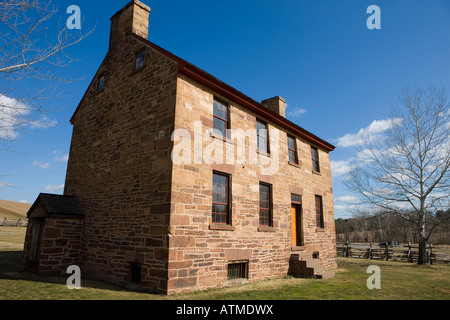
64, 30, 178, 292
167, 74, 337, 294
23, 217, 83, 276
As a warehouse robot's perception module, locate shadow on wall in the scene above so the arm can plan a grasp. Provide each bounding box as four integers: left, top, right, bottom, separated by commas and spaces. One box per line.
0, 251, 152, 295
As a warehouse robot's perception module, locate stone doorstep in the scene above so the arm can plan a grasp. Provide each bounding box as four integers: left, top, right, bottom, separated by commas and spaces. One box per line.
314, 270, 335, 280
289, 254, 335, 280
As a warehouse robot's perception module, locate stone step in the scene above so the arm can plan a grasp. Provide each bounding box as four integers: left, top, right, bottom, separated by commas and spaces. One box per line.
289, 254, 335, 280
314, 270, 335, 280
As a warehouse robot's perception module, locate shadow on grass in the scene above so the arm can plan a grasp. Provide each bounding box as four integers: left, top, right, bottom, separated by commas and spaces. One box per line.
0, 251, 162, 298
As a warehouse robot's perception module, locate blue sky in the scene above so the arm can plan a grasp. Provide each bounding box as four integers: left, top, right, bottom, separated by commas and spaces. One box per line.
1, 0, 450, 219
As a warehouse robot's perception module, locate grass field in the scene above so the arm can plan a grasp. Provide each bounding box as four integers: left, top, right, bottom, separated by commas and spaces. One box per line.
0, 200, 30, 220
1, 226, 449, 300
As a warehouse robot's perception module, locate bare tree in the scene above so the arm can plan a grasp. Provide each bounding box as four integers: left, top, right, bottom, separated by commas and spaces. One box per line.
0, 0, 93, 149
344, 86, 450, 264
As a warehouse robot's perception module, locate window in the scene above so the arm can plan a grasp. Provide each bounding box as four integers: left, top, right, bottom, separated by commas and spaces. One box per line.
259, 183, 272, 227
227, 262, 248, 281
98, 75, 105, 91
135, 49, 146, 70
213, 99, 228, 137
291, 193, 301, 204
287, 135, 298, 164
257, 120, 269, 154
212, 172, 230, 225
311, 146, 320, 172
315, 195, 324, 228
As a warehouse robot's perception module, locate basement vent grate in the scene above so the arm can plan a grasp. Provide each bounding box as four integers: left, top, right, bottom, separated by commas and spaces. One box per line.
227, 262, 248, 281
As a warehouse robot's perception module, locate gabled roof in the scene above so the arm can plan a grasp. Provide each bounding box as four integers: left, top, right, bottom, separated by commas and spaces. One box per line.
27, 193, 84, 218
70, 33, 335, 152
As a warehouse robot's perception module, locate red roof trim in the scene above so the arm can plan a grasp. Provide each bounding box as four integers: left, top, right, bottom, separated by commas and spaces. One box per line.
131, 34, 335, 152
70, 33, 335, 152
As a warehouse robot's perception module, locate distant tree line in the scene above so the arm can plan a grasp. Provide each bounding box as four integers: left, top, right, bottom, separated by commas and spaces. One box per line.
335, 209, 450, 245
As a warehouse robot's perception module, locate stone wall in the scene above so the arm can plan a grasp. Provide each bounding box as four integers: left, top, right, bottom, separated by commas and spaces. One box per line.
64, 5, 178, 291
23, 217, 83, 276
167, 74, 337, 294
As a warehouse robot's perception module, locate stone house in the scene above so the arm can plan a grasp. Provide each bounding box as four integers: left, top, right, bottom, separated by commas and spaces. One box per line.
23, 0, 337, 295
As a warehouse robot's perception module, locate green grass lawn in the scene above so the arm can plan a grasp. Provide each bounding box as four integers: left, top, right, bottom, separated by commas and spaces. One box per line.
1, 227, 449, 300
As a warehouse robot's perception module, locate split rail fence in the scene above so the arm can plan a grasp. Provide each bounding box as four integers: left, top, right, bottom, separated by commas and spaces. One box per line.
337, 242, 450, 264
0, 218, 28, 227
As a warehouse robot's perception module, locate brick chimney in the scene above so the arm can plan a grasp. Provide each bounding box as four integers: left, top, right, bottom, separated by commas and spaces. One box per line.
261, 96, 286, 118
109, 0, 151, 50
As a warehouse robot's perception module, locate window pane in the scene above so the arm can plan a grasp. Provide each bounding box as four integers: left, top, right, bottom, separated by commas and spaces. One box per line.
291, 194, 301, 204
315, 196, 323, 228
258, 136, 267, 153
214, 100, 227, 120
98, 76, 104, 91
257, 126, 267, 138
135, 51, 145, 69
259, 183, 271, 227
311, 147, 318, 160
289, 150, 296, 163
287, 136, 295, 149
213, 118, 226, 136
212, 173, 229, 224
311, 147, 320, 172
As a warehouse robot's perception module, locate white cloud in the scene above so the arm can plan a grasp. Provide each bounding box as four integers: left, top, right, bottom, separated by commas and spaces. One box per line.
32, 161, 51, 169
19, 200, 28, 204
330, 160, 354, 177
54, 154, 69, 162
335, 196, 360, 203
43, 184, 64, 193
336, 118, 402, 147
0, 94, 30, 140
0, 94, 58, 142
287, 108, 308, 117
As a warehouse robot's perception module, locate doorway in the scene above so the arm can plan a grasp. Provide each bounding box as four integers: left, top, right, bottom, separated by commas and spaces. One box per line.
291, 203, 303, 247
28, 218, 44, 268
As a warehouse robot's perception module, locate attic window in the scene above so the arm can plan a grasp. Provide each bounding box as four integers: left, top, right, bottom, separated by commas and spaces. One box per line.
135, 50, 146, 70
98, 75, 104, 91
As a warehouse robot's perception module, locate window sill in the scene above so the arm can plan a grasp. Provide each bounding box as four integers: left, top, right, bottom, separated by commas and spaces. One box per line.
256, 150, 271, 158
210, 131, 234, 145
288, 161, 300, 168
315, 228, 325, 232
209, 224, 235, 231
258, 226, 276, 232
312, 170, 322, 176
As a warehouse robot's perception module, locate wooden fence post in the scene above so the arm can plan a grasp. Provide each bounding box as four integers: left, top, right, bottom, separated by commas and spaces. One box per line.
367, 243, 373, 259
344, 241, 349, 257
428, 244, 433, 265
384, 244, 389, 261
407, 242, 412, 263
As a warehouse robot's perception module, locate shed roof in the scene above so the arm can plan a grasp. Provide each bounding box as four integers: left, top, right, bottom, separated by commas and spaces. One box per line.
27, 193, 84, 218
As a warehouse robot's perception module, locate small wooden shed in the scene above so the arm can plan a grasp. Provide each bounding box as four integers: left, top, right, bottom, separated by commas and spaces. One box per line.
22, 193, 84, 276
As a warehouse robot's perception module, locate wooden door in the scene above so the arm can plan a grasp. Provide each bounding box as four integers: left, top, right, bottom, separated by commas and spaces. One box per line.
28, 218, 44, 267
291, 204, 303, 246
